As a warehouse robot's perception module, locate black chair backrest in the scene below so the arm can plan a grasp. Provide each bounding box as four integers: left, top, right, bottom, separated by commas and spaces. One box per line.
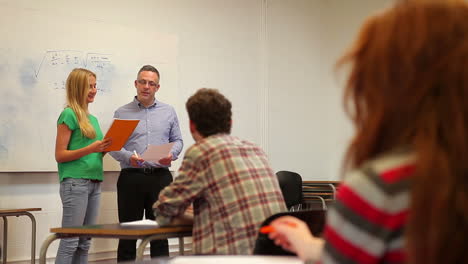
276, 171, 303, 209
253, 209, 326, 256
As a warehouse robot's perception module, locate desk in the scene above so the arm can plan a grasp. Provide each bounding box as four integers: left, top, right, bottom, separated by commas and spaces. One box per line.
39, 224, 192, 264
130, 255, 302, 264
0, 208, 42, 264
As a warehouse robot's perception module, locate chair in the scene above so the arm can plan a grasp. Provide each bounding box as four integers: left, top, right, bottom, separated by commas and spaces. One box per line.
276, 171, 303, 211
253, 209, 326, 256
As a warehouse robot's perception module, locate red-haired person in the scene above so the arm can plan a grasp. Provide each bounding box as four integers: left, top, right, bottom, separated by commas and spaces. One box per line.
268, 1, 468, 264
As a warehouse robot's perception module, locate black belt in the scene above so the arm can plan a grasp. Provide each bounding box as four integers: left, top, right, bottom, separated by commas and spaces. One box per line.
122, 167, 168, 174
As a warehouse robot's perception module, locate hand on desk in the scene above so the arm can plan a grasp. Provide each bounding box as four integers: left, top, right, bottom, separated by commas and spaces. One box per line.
168, 206, 194, 226
268, 216, 324, 261
184, 205, 194, 216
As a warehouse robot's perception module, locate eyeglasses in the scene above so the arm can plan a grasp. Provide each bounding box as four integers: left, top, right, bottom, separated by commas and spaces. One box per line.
137, 79, 159, 87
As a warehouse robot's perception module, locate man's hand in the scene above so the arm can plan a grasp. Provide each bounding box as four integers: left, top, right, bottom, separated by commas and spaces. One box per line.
130, 154, 144, 167
184, 205, 194, 216
170, 211, 194, 226
158, 153, 173, 166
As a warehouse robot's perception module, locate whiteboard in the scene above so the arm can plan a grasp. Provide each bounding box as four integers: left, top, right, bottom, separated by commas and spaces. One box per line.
0, 4, 179, 171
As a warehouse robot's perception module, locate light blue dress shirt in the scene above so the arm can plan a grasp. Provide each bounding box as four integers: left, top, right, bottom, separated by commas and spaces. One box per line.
109, 97, 183, 169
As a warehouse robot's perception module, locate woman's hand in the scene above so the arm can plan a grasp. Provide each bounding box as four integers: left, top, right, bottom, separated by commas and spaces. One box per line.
89, 138, 112, 153
268, 216, 324, 261
56, 124, 112, 162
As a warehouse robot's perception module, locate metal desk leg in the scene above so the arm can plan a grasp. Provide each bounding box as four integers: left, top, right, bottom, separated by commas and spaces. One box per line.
308, 195, 327, 210
137, 234, 187, 260
328, 183, 336, 200
39, 234, 59, 264
178, 237, 184, 255
23, 212, 37, 264
136, 237, 152, 261
2, 216, 7, 264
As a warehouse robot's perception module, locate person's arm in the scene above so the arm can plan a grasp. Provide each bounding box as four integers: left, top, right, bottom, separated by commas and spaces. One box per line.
166, 207, 194, 226
317, 166, 404, 264
158, 114, 183, 165
269, 216, 325, 261
269, 166, 397, 263
153, 150, 204, 225
109, 148, 135, 164
55, 124, 111, 163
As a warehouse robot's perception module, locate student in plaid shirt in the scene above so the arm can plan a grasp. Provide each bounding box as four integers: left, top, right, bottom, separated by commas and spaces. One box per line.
153, 88, 286, 255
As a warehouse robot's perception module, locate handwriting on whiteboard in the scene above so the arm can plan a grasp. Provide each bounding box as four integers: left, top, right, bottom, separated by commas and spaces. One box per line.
34, 50, 114, 92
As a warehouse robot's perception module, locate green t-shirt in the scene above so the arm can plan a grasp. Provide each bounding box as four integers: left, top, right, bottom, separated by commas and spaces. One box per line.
57, 107, 104, 182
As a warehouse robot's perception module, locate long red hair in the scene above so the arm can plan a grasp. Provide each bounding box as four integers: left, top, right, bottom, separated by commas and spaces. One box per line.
339, 1, 468, 263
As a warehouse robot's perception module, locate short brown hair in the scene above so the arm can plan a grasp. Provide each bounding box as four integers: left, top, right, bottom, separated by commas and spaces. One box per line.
137, 65, 160, 79
186, 88, 232, 137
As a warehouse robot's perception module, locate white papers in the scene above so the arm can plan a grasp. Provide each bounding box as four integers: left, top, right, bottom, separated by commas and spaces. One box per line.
120, 219, 159, 226
169, 256, 302, 264
141, 142, 175, 162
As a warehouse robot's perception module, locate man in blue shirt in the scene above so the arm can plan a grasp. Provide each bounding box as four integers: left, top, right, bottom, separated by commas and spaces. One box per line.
110, 65, 183, 262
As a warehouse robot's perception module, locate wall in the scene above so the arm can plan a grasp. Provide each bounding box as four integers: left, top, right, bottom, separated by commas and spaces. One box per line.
0, 0, 391, 262
267, 0, 393, 180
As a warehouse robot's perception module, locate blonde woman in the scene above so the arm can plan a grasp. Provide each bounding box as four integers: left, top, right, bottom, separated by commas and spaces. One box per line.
55, 68, 111, 264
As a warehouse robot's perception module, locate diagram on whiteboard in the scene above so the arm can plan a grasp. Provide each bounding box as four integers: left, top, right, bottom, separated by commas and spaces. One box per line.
34, 50, 115, 92
0, 8, 179, 171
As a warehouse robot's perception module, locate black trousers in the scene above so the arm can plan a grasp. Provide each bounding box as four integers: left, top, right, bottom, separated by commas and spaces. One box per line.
116, 168, 173, 262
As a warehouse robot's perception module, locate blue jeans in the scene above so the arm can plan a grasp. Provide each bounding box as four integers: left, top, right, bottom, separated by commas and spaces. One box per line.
56, 178, 101, 264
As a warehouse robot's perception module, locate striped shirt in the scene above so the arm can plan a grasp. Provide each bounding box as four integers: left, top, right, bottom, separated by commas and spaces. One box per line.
154, 134, 286, 254
320, 152, 414, 264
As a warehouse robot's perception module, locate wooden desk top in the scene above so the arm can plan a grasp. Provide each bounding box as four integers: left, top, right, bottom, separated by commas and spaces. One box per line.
50, 224, 192, 237
0, 208, 42, 214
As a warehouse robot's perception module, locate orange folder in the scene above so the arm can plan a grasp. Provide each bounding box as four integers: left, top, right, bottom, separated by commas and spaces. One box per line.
103, 119, 139, 151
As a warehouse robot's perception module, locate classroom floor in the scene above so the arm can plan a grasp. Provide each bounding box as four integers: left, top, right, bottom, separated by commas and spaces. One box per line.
90, 257, 163, 264
90, 259, 118, 264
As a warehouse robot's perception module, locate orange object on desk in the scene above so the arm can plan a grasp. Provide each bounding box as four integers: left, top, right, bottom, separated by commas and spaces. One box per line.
260, 222, 297, 234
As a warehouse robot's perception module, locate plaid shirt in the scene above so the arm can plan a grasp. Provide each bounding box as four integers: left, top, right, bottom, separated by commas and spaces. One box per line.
154, 134, 286, 254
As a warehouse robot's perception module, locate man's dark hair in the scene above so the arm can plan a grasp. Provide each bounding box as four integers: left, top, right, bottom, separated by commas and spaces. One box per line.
186, 88, 232, 137
137, 65, 160, 79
